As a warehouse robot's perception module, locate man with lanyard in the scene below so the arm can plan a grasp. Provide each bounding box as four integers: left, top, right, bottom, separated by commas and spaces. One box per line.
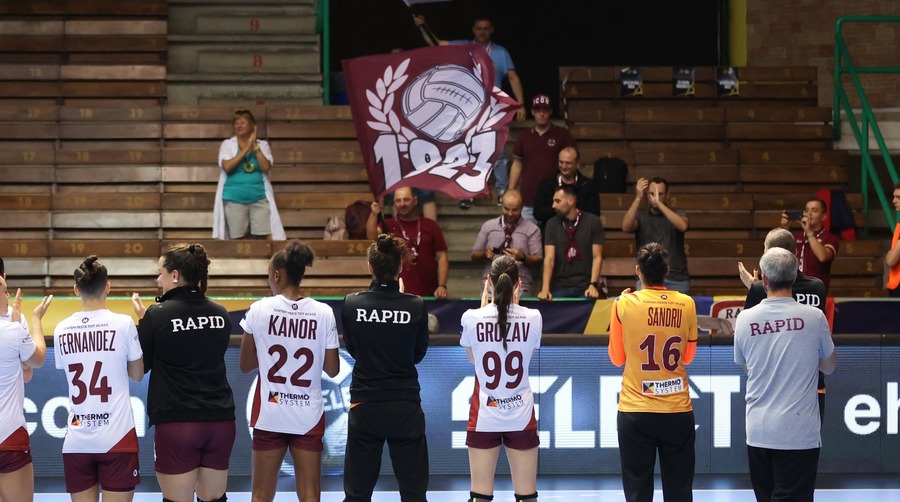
885, 182, 900, 297
780, 197, 839, 292
533, 146, 600, 231
622, 177, 691, 293
366, 186, 449, 299
413, 14, 526, 208
471, 189, 543, 296
538, 185, 605, 300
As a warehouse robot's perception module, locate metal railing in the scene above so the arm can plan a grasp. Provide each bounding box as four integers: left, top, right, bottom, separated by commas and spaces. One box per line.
833, 15, 900, 231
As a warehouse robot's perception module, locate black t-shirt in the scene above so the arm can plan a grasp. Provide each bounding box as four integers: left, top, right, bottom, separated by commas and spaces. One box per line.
138, 287, 235, 425
341, 280, 429, 403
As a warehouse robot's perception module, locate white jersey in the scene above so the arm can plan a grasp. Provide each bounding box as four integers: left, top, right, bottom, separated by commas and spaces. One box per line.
54, 309, 142, 453
241, 295, 340, 435
460, 303, 542, 432
0, 318, 36, 448
1, 306, 28, 332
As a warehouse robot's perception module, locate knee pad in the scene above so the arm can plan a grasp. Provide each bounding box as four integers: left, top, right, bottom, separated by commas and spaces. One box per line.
469, 492, 494, 501
515, 493, 538, 502
197, 494, 227, 502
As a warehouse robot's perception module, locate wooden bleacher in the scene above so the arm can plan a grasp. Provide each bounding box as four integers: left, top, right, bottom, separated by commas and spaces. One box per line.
0, 60, 889, 298
558, 66, 882, 297
0, 1, 167, 106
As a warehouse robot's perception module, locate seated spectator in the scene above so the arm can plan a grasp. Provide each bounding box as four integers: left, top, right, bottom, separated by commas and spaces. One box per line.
533, 146, 600, 229
471, 190, 543, 296
780, 197, 838, 293
366, 187, 449, 299
538, 185, 605, 300
214, 109, 285, 240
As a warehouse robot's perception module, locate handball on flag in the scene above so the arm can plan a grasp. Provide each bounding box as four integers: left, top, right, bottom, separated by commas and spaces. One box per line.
343, 44, 520, 199
402, 64, 487, 143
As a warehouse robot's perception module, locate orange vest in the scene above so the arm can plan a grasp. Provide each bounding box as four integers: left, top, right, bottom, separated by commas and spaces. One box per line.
888, 223, 900, 289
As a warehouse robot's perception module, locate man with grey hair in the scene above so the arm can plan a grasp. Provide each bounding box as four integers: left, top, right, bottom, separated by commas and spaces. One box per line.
741, 229, 827, 309
734, 247, 836, 502
741, 228, 829, 422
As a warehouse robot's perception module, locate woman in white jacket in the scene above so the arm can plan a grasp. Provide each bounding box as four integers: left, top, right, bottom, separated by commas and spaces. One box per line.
214, 109, 285, 240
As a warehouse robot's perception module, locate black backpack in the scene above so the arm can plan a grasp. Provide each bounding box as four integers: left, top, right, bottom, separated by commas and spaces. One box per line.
593, 156, 628, 193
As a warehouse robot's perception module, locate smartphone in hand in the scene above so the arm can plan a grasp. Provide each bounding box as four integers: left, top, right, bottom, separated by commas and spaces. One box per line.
785, 210, 803, 221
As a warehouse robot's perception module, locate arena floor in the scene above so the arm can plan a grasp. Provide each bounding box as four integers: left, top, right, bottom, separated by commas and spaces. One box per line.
34, 474, 900, 501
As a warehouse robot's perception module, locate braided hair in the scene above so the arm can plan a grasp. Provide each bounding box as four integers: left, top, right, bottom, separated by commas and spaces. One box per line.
489, 255, 519, 350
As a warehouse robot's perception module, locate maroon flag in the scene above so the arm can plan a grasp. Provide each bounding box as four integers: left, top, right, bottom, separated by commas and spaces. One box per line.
343, 45, 520, 199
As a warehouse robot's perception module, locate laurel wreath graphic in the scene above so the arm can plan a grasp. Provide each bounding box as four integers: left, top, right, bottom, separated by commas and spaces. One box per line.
366, 59, 512, 154
365, 58, 416, 152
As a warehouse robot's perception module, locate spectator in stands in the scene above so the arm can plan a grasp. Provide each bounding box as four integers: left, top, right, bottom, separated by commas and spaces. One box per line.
0, 278, 51, 502
508, 94, 577, 225
538, 185, 605, 300
622, 177, 690, 293
384, 188, 438, 222
885, 182, 900, 297
734, 248, 836, 502
608, 242, 698, 502
780, 197, 839, 292
740, 228, 829, 423
214, 110, 286, 241
366, 187, 449, 299
413, 14, 526, 209
533, 146, 600, 230
471, 190, 543, 296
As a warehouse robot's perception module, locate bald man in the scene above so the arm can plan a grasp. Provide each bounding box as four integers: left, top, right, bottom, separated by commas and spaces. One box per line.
471, 190, 543, 296
367, 187, 450, 299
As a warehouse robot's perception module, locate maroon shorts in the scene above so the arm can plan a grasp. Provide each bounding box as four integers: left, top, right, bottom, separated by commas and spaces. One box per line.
253, 415, 325, 452
154, 421, 236, 475
466, 428, 540, 450
0, 450, 32, 474
63, 452, 140, 493
0, 427, 32, 473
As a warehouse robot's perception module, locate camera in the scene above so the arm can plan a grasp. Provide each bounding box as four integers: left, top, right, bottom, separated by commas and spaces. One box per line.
785, 210, 803, 221
491, 246, 505, 254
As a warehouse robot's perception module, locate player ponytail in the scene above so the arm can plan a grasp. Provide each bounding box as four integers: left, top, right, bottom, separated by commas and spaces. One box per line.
272, 240, 314, 286
489, 255, 519, 350
74, 255, 108, 298
637, 242, 669, 287
161, 243, 211, 294
368, 233, 411, 284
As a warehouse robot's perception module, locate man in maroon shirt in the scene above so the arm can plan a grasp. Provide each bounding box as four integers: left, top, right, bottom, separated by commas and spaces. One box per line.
508, 94, 577, 225
780, 197, 839, 292
366, 187, 449, 299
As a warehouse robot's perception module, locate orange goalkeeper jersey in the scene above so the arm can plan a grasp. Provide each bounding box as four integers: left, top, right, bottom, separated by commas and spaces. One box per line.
608, 287, 698, 413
